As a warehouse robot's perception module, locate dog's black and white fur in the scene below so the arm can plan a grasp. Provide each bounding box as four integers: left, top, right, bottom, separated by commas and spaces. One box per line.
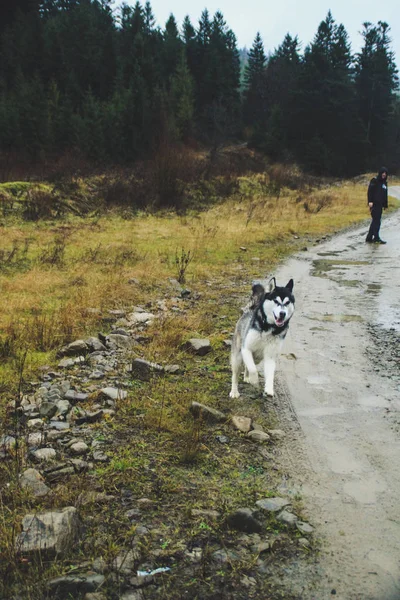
229, 277, 295, 398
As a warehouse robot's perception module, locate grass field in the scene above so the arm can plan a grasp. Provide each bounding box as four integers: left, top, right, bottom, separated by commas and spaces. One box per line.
0, 168, 398, 599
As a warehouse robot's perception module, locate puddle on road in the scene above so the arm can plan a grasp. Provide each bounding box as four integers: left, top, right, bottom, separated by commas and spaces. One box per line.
366, 283, 382, 294
307, 314, 363, 323
311, 259, 369, 278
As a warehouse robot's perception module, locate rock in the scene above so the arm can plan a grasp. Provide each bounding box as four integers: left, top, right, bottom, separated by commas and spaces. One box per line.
131, 358, 163, 381
58, 358, 76, 369
100, 387, 127, 401
251, 422, 265, 432
190, 509, 220, 519
226, 508, 263, 533
184, 338, 211, 356
17, 507, 81, 556
106, 334, 135, 350
64, 390, 89, 403
256, 497, 291, 513
49, 421, 70, 431
163, 364, 181, 374
92, 451, 109, 463
232, 416, 252, 433
267, 429, 286, 440
189, 402, 226, 423
27, 432, 45, 447
127, 312, 155, 325
0, 435, 16, 452
85, 337, 107, 352
296, 521, 314, 534
47, 573, 105, 598
30, 448, 57, 463
20, 468, 51, 497
70, 442, 89, 455
212, 549, 241, 564
27, 418, 44, 430
39, 402, 57, 419
56, 400, 71, 416
247, 430, 270, 443
277, 510, 298, 526
58, 340, 89, 357
184, 547, 203, 563
45, 467, 75, 483
75, 410, 103, 426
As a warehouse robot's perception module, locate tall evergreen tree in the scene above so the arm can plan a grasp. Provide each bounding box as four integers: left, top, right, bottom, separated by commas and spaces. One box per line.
243, 32, 267, 127
355, 21, 399, 163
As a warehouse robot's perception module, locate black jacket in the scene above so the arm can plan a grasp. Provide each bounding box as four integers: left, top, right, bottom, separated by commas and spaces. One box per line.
367, 167, 388, 210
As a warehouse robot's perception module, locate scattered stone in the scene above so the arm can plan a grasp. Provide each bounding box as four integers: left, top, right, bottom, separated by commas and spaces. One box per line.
64, 390, 89, 403
131, 358, 163, 381
256, 497, 291, 513
247, 430, 270, 443
100, 387, 127, 401
92, 451, 109, 463
226, 508, 263, 533
251, 422, 265, 432
216, 435, 229, 444
190, 402, 226, 423
191, 509, 220, 520
27, 418, 44, 430
49, 421, 70, 431
70, 442, 89, 455
296, 521, 314, 534
232, 415, 252, 433
184, 338, 211, 356
20, 468, 51, 497
0, 435, 16, 452
58, 340, 89, 357
75, 410, 103, 426
212, 549, 241, 564
106, 334, 136, 350
30, 448, 57, 463
47, 574, 105, 597
17, 507, 81, 556
58, 358, 76, 369
85, 337, 107, 352
184, 547, 203, 563
45, 467, 75, 483
56, 399, 71, 416
127, 312, 155, 325
277, 510, 298, 526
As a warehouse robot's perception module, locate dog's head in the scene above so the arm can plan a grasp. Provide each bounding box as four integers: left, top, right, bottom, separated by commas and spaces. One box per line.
252, 277, 295, 328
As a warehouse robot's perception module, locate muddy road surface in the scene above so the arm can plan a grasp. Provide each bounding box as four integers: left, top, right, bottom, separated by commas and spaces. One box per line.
274, 192, 400, 599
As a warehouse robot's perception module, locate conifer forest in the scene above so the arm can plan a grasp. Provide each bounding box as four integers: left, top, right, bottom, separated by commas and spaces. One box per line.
0, 0, 399, 177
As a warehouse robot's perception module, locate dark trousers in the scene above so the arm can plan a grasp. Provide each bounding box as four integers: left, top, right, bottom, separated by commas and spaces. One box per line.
366, 207, 382, 241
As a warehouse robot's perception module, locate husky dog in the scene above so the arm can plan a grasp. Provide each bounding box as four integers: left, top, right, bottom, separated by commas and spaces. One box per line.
229, 277, 295, 398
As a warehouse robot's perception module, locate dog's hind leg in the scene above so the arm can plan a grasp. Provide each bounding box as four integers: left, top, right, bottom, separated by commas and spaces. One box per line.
229, 350, 243, 398
241, 348, 259, 389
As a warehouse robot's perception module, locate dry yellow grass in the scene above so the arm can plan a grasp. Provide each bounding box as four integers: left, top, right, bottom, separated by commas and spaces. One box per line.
0, 174, 398, 372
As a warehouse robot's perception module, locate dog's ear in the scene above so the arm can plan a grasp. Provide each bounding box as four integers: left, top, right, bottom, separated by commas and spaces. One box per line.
267, 277, 276, 293
285, 279, 294, 292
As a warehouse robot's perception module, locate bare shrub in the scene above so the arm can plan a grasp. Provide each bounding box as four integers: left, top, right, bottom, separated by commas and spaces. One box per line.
303, 193, 334, 213
38, 232, 68, 266
175, 248, 193, 284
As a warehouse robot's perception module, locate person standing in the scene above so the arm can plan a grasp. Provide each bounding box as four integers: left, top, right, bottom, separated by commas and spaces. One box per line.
366, 167, 388, 244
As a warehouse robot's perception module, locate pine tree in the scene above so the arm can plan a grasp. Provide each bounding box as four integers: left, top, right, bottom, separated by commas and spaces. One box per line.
355, 21, 399, 162
243, 32, 267, 127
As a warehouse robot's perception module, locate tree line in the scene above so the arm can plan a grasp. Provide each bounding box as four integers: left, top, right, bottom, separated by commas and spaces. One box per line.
0, 0, 398, 177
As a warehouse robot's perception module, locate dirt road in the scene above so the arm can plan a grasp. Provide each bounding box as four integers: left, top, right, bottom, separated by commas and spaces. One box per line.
274, 190, 400, 599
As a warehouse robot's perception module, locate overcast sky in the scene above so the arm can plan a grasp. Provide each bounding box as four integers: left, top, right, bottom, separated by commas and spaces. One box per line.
121, 0, 399, 66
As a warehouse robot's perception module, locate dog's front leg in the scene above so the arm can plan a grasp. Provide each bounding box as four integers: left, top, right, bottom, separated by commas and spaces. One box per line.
263, 357, 276, 397
241, 349, 259, 388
